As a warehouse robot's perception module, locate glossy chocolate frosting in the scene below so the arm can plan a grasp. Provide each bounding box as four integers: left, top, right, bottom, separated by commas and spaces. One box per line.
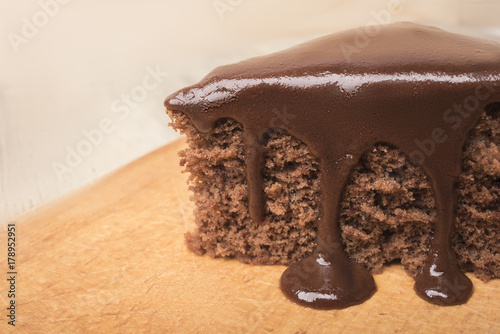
165, 22, 500, 309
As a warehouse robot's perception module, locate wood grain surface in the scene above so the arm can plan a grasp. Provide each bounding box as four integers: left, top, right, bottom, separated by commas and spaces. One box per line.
1, 139, 498, 333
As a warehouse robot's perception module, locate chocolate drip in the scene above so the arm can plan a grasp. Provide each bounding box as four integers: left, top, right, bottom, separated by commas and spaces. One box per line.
165, 22, 500, 309
244, 127, 266, 221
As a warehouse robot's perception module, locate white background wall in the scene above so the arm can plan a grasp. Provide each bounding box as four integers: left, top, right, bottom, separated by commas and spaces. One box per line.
1, 0, 499, 224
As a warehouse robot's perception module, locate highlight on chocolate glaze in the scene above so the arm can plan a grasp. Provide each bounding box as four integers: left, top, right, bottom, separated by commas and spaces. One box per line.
165, 22, 500, 309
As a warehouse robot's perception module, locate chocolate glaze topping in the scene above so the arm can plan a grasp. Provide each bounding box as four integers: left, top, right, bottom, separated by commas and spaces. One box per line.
165, 23, 500, 309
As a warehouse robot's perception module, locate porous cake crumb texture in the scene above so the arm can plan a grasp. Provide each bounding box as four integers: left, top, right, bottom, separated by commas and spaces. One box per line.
168, 105, 499, 281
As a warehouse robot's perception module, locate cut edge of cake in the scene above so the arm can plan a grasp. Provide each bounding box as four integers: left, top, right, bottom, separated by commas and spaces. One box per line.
166, 104, 499, 282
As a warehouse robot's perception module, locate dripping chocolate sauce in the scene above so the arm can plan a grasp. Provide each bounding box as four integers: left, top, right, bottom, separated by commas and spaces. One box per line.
165, 23, 500, 309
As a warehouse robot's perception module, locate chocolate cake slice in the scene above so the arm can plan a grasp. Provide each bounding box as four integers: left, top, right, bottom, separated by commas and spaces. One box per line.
164, 22, 499, 309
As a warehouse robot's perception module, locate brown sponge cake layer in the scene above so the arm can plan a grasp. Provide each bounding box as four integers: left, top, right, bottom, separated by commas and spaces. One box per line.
167, 105, 499, 282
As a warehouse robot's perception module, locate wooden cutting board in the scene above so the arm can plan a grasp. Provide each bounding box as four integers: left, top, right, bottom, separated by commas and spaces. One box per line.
1, 139, 498, 333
